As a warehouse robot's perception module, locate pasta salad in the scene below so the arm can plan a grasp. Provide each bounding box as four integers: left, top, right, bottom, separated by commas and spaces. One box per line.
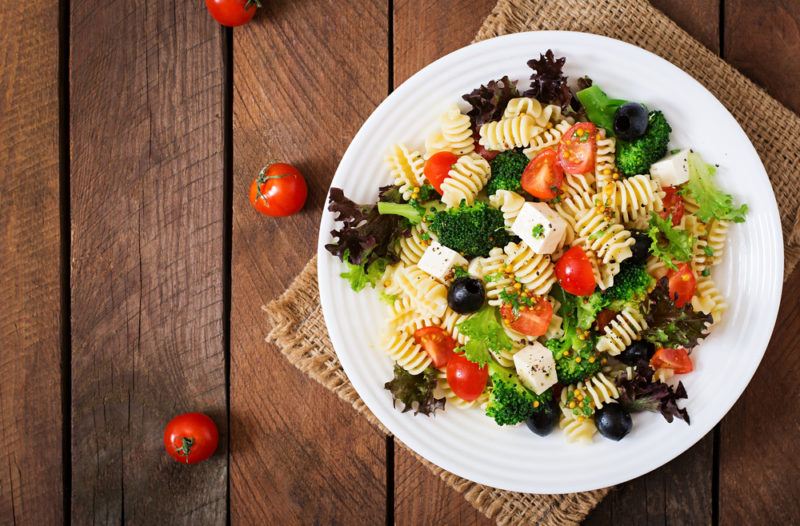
325, 50, 747, 443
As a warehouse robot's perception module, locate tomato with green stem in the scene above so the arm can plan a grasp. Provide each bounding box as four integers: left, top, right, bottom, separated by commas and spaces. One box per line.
205, 0, 260, 27
249, 163, 308, 217
164, 413, 219, 465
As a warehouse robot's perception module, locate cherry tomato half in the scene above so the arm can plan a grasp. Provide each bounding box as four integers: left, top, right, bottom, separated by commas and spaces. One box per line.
446, 353, 489, 402
660, 186, 685, 226
424, 151, 458, 194
249, 163, 308, 217
667, 263, 696, 308
521, 148, 565, 200
500, 297, 553, 337
554, 246, 596, 296
558, 122, 597, 174
164, 413, 219, 465
205, 0, 259, 27
651, 347, 693, 374
413, 326, 456, 369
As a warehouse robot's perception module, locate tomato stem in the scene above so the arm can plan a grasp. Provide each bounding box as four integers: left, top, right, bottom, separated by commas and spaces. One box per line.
175, 436, 194, 464
255, 166, 292, 204
244, 0, 262, 8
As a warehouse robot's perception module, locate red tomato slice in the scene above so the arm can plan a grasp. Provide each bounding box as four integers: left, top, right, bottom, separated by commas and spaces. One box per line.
423, 151, 459, 194
558, 122, 597, 174
667, 263, 696, 308
414, 326, 456, 368
446, 353, 489, 401
521, 149, 565, 200
554, 246, 596, 296
500, 297, 553, 337
659, 186, 685, 226
595, 309, 618, 332
651, 347, 693, 374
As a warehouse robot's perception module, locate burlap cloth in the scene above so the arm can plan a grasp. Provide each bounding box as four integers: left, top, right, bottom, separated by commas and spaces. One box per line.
264, 0, 800, 524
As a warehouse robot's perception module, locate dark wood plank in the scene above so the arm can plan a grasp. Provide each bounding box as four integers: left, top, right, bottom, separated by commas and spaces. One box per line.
0, 0, 62, 523
230, 0, 388, 523
720, 2, 800, 522
588, 2, 719, 523
69, 1, 227, 523
393, 1, 496, 524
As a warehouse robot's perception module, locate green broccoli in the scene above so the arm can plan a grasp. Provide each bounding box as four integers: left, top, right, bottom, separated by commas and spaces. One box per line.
546, 285, 603, 384
415, 183, 439, 203
485, 359, 552, 426
602, 261, 654, 310
377, 201, 423, 225
616, 111, 672, 176
428, 201, 512, 258
486, 150, 529, 195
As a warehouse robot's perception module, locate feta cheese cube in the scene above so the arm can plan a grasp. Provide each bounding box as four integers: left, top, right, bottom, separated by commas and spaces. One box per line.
417, 241, 468, 282
650, 148, 690, 187
510, 202, 567, 254
513, 342, 558, 395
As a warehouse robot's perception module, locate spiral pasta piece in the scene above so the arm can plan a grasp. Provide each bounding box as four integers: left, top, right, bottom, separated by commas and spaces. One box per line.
654, 368, 675, 383
604, 174, 664, 225
692, 276, 727, 324
567, 373, 620, 411
397, 225, 429, 265
553, 173, 594, 234
472, 247, 507, 307
594, 129, 617, 189
479, 114, 541, 151
386, 295, 441, 335
523, 119, 572, 158
440, 153, 491, 208
646, 255, 669, 280
386, 144, 425, 200
575, 207, 635, 265
683, 214, 709, 273
381, 329, 431, 375
596, 308, 648, 355
705, 219, 728, 267
390, 264, 448, 318
587, 250, 619, 291
504, 242, 557, 296
503, 97, 565, 126
439, 307, 470, 345
489, 190, 526, 229
439, 104, 475, 155
559, 389, 598, 443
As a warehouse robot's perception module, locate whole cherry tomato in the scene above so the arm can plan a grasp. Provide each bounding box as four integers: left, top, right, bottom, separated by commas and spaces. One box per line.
164, 413, 219, 465
554, 246, 596, 296
446, 353, 489, 402
249, 163, 308, 217
205, 0, 259, 27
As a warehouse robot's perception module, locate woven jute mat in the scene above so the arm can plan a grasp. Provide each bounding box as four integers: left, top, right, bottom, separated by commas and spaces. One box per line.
265, 1, 800, 524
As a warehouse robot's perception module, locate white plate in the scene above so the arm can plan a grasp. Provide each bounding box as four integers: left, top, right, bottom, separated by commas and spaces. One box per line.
317, 31, 783, 493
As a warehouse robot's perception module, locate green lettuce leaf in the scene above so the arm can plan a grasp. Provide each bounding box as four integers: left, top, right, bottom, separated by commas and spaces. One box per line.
648, 212, 693, 270
457, 306, 513, 366
683, 152, 748, 223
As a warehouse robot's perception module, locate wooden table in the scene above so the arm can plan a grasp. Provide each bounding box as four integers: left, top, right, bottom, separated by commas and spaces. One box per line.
2, 0, 799, 523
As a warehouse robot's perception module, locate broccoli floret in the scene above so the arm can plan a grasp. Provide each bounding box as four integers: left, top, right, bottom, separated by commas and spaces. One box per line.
415, 183, 439, 203
377, 201, 423, 225
602, 261, 654, 310
485, 360, 552, 426
428, 201, 512, 258
486, 150, 529, 195
616, 111, 672, 176
546, 327, 601, 385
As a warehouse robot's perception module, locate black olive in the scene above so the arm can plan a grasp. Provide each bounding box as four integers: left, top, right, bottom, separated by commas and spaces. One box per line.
595, 404, 633, 441
619, 340, 656, 365
614, 103, 649, 141
526, 398, 559, 437
447, 277, 485, 314
630, 230, 652, 264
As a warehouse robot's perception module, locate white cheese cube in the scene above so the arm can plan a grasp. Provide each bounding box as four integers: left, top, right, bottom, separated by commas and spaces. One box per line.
513, 342, 558, 395
649, 148, 690, 187
417, 241, 468, 282
510, 202, 567, 254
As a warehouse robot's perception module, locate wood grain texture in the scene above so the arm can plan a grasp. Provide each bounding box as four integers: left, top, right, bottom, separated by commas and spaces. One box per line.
721, 3, 800, 522
651, 0, 720, 53
69, 1, 226, 523
392, 1, 496, 524
725, 0, 800, 113
230, 0, 388, 523
0, 0, 62, 523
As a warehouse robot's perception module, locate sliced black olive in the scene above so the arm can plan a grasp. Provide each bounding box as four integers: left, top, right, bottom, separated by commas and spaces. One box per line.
526, 398, 559, 437
630, 230, 652, 264
619, 340, 656, 365
614, 102, 649, 141
595, 404, 633, 441
447, 277, 485, 314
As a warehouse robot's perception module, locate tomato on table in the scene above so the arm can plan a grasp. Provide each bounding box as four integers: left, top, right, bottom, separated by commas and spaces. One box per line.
558, 122, 597, 174
446, 353, 489, 402
667, 263, 696, 308
554, 246, 596, 296
500, 297, 553, 337
651, 347, 693, 374
413, 326, 456, 368
659, 186, 685, 226
205, 0, 259, 27
424, 151, 458, 193
521, 149, 565, 200
163, 413, 219, 465
249, 163, 308, 217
